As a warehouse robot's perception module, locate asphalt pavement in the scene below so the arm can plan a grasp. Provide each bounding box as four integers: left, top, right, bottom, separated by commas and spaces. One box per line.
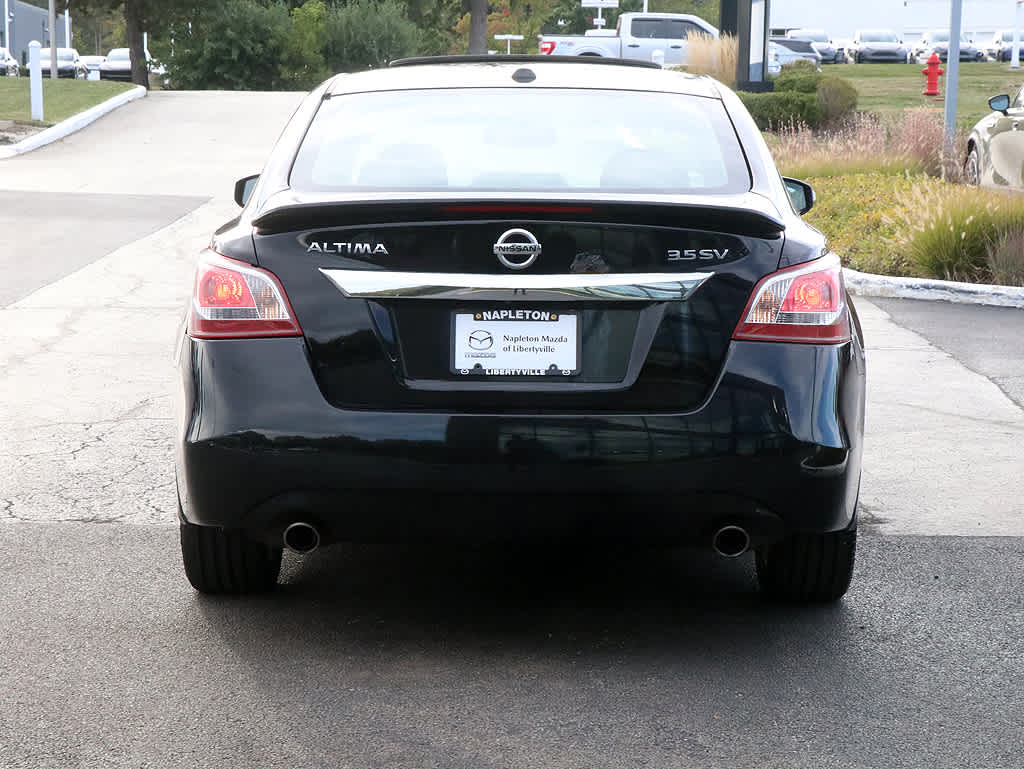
870, 296, 1024, 409
0, 525, 1020, 769
0, 191, 206, 306
1, 91, 1022, 769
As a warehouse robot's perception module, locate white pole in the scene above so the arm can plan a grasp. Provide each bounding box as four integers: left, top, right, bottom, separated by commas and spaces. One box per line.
48, 0, 56, 78
943, 0, 962, 174
29, 40, 42, 120
3, 0, 10, 54
1012, 0, 1022, 69
64, 10, 70, 48
643, 0, 648, 10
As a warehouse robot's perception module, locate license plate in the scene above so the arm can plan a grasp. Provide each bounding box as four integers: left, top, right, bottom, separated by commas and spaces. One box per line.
452, 309, 579, 376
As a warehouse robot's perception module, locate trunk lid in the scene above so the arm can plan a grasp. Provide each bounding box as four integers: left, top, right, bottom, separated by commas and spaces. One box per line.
251, 198, 785, 413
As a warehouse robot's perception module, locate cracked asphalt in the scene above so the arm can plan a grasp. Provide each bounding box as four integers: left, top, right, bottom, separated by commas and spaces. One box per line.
0, 91, 1022, 768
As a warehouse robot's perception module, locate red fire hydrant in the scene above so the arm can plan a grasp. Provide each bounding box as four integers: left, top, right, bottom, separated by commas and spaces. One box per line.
922, 52, 945, 97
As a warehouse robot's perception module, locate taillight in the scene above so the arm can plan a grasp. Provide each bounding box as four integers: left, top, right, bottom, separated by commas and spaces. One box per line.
539, 41, 556, 55
732, 254, 850, 344
188, 250, 302, 339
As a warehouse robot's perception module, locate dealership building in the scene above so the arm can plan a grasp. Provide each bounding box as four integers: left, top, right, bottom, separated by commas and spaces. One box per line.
2, 0, 71, 65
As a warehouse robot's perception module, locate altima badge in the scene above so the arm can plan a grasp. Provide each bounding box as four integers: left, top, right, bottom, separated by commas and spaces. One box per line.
494, 228, 542, 270
307, 241, 389, 255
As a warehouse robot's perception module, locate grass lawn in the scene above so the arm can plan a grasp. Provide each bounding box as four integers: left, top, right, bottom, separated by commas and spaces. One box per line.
829, 61, 1023, 129
0, 79, 135, 125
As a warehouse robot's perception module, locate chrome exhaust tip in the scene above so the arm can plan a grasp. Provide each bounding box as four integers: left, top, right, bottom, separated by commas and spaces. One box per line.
712, 525, 750, 558
283, 522, 320, 554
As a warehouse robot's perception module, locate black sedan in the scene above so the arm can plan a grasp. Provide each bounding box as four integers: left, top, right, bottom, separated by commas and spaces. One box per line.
964, 87, 1024, 190
176, 56, 865, 602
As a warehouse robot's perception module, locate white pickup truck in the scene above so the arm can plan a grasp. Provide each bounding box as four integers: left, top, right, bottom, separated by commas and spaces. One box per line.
538, 12, 718, 67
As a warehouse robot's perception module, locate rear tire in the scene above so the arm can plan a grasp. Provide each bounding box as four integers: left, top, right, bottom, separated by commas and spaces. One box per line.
180, 520, 282, 594
963, 146, 980, 186
755, 525, 857, 603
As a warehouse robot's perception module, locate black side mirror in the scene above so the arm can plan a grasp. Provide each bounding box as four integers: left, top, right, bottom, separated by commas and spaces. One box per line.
783, 177, 815, 215
234, 174, 259, 207
989, 94, 1011, 115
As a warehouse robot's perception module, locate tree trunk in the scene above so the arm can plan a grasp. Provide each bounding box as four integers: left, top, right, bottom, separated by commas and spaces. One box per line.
468, 0, 487, 54
124, 0, 148, 88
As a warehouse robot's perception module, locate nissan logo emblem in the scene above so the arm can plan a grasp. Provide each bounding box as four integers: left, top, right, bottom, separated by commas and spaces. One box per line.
493, 228, 541, 270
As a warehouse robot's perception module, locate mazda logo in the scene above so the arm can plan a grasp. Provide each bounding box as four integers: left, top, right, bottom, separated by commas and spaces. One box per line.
494, 228, 541, 270
468, 330, 494, 350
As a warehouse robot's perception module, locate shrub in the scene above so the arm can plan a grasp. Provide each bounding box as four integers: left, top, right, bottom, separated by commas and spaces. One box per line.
884, 184, 1024, 282
803, 173, 930, 276
684, 33, 738, 86
780, 58, 819, 73
769, 110, 956, 179
817, 76, 858, 124
986, 230, 1024, 286
326, 0, 421, 73
164, 0, 289, 90
739, 91, 822, 130
891, 107, 949, 178
773, 70, 822, 94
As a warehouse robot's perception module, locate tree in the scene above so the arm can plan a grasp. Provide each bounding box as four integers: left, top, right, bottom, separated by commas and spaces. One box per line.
325, 0, 420, 73
66, 0, 197, 87
163, 0, 289, 90
468, 0, 487, 54
279, 0, 329, 89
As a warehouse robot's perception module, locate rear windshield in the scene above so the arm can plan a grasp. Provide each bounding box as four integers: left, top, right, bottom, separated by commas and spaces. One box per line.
290, 88, 751, 195
109, 49, 130, 61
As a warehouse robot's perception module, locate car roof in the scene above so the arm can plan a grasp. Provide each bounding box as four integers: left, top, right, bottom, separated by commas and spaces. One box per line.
325, 58, 721, 99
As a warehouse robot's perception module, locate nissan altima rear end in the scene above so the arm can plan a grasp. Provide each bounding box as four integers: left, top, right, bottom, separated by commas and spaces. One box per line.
175, 57, 865, 602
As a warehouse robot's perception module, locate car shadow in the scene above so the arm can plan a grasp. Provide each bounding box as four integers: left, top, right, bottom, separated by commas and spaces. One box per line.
192, 540, 852, 654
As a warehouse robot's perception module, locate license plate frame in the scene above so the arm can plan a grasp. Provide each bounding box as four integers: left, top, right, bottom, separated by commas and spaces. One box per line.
451, 308, 580, 377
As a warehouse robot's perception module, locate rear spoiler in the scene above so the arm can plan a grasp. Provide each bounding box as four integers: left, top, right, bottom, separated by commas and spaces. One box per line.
251, 192, 787, 237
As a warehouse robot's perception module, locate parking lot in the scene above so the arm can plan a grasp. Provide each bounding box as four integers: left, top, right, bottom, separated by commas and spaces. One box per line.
1, 92, 1022, 767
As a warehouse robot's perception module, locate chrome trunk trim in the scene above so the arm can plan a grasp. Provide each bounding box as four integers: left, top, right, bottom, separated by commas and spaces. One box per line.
319, 269, 713, 302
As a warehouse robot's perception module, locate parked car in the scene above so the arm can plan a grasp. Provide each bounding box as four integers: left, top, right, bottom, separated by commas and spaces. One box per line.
769, 37, 822, 70
911, 30, 982, 63
846, 29, 907, 63
0, 47, 19, 77
99, 48, 132, 81
963, 87, 1024, 190
80, 54, 106, 76
784, 28, 839, 63
176, 55, 865, 603
985, 29, 1024, 62
539, 12, 718, 67
39, 47, 88, 78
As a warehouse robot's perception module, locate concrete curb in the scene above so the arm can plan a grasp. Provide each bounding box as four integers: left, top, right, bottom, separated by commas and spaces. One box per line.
0, 85, 147, 160
844, 267, 1024, 309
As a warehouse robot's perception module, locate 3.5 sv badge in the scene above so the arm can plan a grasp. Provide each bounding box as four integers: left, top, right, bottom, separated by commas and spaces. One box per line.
667, 248, 730, 261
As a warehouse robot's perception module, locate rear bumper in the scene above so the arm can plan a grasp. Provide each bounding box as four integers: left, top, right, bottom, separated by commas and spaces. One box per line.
175, 333, 865, 545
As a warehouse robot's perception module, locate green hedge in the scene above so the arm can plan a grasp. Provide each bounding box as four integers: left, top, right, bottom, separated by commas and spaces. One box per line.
817, 76, 858, 124
773, 70, 822, 94
740, 73, 858, 129
739, 90, 823, 129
